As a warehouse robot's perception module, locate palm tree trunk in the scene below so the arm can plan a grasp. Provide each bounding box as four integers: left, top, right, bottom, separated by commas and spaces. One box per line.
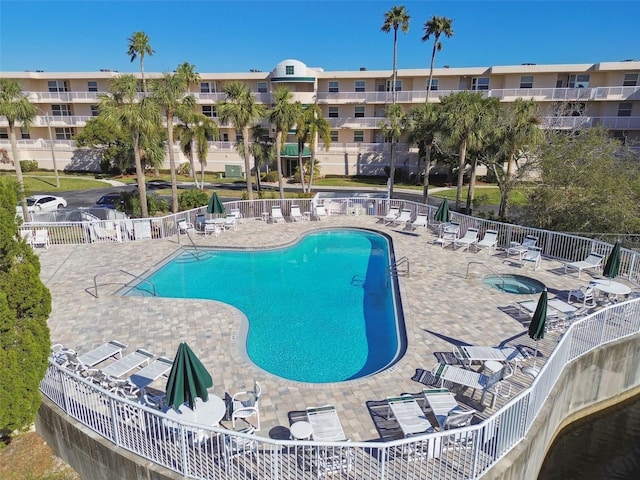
132, 134, 149, 218
422, 143, 432, 204
166, 113, 178, 213
465, 156, 477, 214
426, 42, 437, 102
242, 126, 254, 201
190, 137, 200, 189
389, 142, 396, 198
455, 140, 467, 211
308, 132, 318, 192
392, 29, 398, 104
297, 140, 306, 193
275, 131, 285, 199
9, 124, 29, 220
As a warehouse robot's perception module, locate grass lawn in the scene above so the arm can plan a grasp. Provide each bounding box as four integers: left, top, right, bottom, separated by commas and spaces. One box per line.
0, 172, 111, 193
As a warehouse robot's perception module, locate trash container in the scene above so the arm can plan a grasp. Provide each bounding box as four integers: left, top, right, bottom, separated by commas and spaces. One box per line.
368, 202, 375, 216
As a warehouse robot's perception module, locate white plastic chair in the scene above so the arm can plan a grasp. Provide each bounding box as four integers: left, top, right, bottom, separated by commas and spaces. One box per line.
271, 205, 285, 223
411, 213, 428, 231
32, 229, 50, 248
522, 246, 542, 270
568, 284, 596, 307
231, 381, 261, 430
383, 206, 400, 225
455, 227, 479, 252
290, 205, 303, 222
476, 229, 498, 252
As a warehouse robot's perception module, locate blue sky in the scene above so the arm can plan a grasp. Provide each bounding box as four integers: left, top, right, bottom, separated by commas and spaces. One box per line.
1, 0, 638, 73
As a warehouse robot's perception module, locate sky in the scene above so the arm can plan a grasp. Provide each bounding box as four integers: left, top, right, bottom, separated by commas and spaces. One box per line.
0, 0, 639, 74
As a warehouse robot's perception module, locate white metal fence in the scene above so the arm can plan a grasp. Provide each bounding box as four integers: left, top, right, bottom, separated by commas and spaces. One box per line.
36, 198, 640, 479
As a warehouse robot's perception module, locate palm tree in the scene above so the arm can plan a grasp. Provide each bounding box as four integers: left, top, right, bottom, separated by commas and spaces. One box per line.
303, 103, 331, 192
496, 98, 543, 218
381, 5, 411, 104
150, 73, 195, 212
407, 102, 439, 202
217, 82, 267, 202
378, 103, 406, 198
126, 31, 154, 93
176, 112, 219, 189
100, 74, 161, 218
269, 87, 301, 199
175, 62, 200, 94
422, 16, 454, 101
0, 79, 37, 220
439, 91, 486, 211
239, 125, 273, 193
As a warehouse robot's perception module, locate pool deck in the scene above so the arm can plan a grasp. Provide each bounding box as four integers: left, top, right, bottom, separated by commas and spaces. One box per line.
37, 215, 603, 442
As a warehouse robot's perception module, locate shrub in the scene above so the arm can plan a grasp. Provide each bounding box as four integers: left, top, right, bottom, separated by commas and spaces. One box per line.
19, 160, 39, 172
178, 189, 208, 211
0, 180, 52, 440
177, 163, 191, 176
262, 171, 279, 183
119, 191, 169, 218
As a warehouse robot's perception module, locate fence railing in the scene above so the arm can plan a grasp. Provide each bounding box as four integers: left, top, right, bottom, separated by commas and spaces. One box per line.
36, 197, 640, 479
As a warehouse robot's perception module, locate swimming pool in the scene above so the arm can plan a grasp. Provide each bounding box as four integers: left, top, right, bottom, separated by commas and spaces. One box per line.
125, 229, 405, 383
483, 274, 546, 294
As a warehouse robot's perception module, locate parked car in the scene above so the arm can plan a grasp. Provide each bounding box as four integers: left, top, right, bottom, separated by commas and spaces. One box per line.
16, 195, 67, 217
96, 193, 124, 209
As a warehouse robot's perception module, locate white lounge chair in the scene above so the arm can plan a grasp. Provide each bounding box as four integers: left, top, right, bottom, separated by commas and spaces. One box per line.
177, 219, 195, 234
423, 388, 475, 431
204, 223, 221, 236
101, 348, 154, 378
20, 229, 34, 246
453, 345, 526, 369
392, 208, 412, 227
387, 395, 435, 437
507, 235, 538, 259
77, 340, 128, 367
383, 206, 400, 225
306, 405, 352, 475
476, 229, 498, 252
434, 222, 460, 248
564, 252, 604, 279
517, 297, 578, 324
315, 204, 328, 221
290, 204, 303, 222
521, 246, 542, 270
271, 205, 285, 223
411, 213, 428, 231
229, 208, 243, 224
32, 229, 50, 248
224, 213, 237, 231
223, 425, 259, 465
431, 362, 513, 408
568, 284, 596, 307
129, 356, 173, 390
455, 227, 479, 252
231, 381, 261, 431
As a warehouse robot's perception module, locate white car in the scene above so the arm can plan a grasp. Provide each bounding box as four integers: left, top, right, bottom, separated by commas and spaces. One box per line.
16, 195, 67, 217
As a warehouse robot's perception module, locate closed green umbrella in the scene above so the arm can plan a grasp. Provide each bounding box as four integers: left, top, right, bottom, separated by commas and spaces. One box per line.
603, 241, 621, 279
523, 289, 548, 378
165, 342, 213, 410
434, 198, 450, 223
207, 192, 225, 215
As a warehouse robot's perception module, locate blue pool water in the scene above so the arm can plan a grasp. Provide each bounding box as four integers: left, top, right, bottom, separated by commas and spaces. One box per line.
482, 274, 546, 294
125, 229, 405, 383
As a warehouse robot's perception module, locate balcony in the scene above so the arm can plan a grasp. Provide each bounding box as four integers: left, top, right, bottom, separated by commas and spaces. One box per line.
541, 116, 640, 130
328, 117, 384, 129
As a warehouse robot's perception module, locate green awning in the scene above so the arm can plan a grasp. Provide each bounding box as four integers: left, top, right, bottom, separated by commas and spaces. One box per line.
281, 144, 311, 157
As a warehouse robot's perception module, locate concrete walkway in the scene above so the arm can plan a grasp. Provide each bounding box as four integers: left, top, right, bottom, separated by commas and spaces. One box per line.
37, 215, 591, 441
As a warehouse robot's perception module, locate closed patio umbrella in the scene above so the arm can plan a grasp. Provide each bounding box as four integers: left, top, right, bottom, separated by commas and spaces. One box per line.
434, 198, 450, 223
603, 241, 621, 280
523, 289, 548, 378
207, 192, 225, 215
165, 342, 213, 410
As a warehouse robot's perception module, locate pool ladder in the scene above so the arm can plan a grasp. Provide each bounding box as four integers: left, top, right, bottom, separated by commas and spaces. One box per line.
387, 257, 410, 287
465, 261, 506, 288
89, 269, 157, 298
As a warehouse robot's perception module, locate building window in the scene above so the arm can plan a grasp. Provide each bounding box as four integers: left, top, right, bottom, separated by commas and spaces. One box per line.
354, 106, 365, 118
51, 104, 72, 116
618, 102, 632, 117
200, 82, 217, 93
472, 77, 490, 90
330, 130, 338, 142
377, 83, 385, 92
222, 133, 229, 142
87, 81, 98, 92
353, 130, 364, 142
285, 65, 294, 75
568, 74, 589, 88
328, 106, 339, 118
427, 78, 438, 91
55, 127, 74, 140
354, 81, 365, 92
21, 128, 30, 139
202, 105, 217, 118
612, 130, 627, 144
328, 81, 339, 93
623, 73, 638, 87
90, 105, 99, 116
0, 128, 8, 139
48, 80, 68, 92
257, 82, 268, 93
520, 76, 534, 89
385, 80, 402, 92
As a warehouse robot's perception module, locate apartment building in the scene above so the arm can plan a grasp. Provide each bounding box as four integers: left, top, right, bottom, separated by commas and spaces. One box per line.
1, 58, 639, 177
